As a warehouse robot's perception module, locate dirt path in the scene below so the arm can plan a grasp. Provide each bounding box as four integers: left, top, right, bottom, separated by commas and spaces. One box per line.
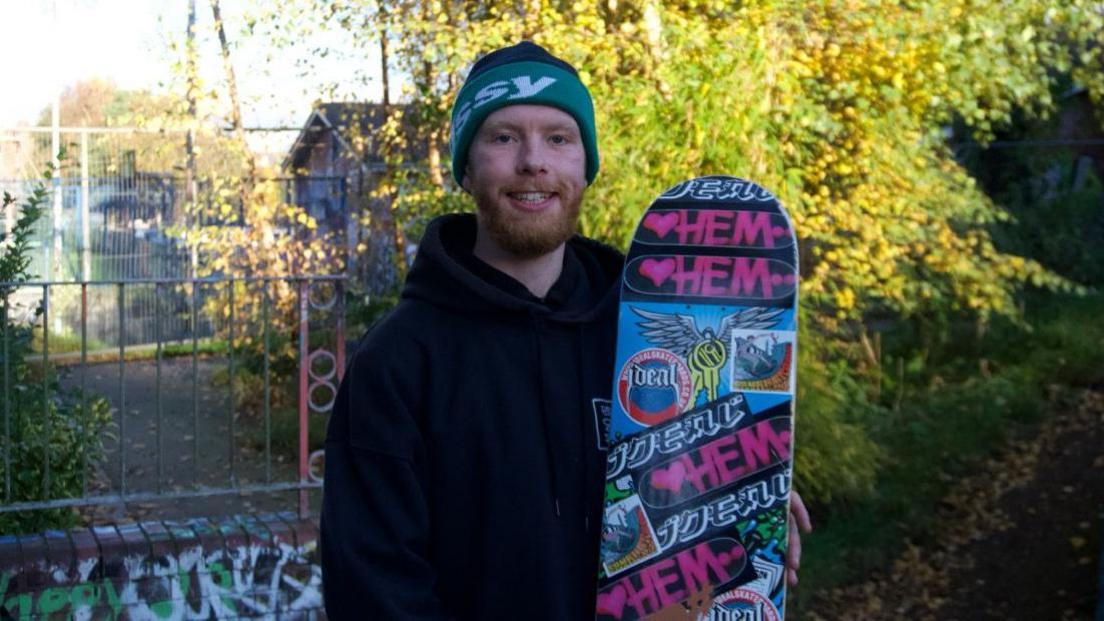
56, 357, 314, 524
807, 389, 1104, 620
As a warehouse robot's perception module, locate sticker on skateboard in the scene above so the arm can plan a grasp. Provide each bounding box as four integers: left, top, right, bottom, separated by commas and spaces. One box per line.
597, 176, 799, 620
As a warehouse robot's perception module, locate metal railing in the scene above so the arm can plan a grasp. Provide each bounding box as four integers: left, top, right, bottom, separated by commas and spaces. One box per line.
0, 275, 344, 522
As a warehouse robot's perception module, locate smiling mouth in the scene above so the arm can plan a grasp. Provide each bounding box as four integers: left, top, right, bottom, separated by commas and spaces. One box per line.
508, 192, 554, 203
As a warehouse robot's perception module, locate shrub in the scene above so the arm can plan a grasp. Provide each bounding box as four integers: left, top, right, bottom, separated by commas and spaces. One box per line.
793, 322, 884, 507
0, 168, 113, 534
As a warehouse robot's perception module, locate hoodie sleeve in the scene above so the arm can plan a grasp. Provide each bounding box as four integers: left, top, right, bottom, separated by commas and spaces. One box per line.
320, 325, 451, 620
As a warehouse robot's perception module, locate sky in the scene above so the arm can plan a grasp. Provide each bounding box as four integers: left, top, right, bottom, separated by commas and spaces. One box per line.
0, 0, 387, 131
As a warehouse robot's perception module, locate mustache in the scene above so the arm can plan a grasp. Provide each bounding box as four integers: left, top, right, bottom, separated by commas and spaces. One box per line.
503, 179, 576, 194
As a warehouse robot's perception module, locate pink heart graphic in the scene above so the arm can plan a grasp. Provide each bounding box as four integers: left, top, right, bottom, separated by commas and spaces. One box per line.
596, 585, 627, 619
643, 212, 679, 239
650, 460, 687, 492
639, 258, 676, 287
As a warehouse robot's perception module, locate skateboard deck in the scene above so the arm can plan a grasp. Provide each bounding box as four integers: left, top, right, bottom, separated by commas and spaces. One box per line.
596, 176, 799, 621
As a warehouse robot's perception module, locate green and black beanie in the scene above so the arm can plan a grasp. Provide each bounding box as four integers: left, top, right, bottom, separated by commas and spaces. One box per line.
450, 41, 599, 187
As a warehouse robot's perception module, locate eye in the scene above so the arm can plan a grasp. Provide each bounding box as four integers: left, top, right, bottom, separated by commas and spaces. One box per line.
493, 134, 514, 144
549, 134, 567, 145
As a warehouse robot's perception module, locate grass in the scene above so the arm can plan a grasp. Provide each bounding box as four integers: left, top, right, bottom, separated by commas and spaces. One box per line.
29, 334, 229, 366
788, 291, 1104, 614
30, 328, 109, 354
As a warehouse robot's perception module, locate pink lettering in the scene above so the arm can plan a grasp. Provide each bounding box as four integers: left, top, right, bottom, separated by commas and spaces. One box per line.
675, 539, 742, 595
648, 558, 686, 608
669, 256, 703, 294
702, 211, 730, 246
596, 539, 746, 620
640, 418, 791, 508
733, 211, 774, 247
700, 256, 730, 296
637, 209, 792, 249
675, 209, 705, 245
729, 257, 773, 298
625, 255, 796, 300
737, 420, 792, 472
705, 434, 748, 483
680, 450, 717, 494
622, 564, 658, 618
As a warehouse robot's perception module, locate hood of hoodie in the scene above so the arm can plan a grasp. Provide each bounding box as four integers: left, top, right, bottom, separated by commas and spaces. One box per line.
402, 213, 623, 322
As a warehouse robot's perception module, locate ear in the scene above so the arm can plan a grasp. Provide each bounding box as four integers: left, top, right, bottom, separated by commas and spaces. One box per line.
460, 162, 473, 194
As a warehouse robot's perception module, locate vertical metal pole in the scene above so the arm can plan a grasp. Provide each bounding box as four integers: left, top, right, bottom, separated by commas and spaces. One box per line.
2, 293, 9, 502
49, 30, 60, 284
118, 283, 126, 498
336, 279, 346, 382
41, 285, 50, 497
228, 282, 235, 486
80, 284, 88, 496
80, 130, 91, 281
262, 279, 271, 484
185, 0, 199, 282
191, 280, 199, 486
297, 279, 310, 519
341, 177, 354, 278
155, 282, 163, 493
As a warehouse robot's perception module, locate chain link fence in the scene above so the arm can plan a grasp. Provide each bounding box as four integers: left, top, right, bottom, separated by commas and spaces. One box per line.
0, 125, 396, 348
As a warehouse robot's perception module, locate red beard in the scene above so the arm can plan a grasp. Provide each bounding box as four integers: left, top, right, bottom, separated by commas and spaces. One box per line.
471, 181, 583, 259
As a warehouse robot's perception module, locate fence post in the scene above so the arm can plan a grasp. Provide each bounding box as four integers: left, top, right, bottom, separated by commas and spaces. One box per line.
298, 279, 310, 520
80, 130, 91, 281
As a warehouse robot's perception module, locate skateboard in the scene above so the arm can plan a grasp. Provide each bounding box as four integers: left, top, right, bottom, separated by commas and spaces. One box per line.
596, 176, 799, 620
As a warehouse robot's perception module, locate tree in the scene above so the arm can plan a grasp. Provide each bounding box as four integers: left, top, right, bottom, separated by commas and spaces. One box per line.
249, 0, 1102, 320
243, 0, 1104, 503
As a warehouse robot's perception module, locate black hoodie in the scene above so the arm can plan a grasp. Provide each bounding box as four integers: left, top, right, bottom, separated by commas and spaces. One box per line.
321, 213, 624, 620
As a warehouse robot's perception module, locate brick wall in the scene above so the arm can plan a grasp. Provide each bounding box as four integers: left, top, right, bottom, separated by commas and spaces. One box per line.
0, 513, 323, 619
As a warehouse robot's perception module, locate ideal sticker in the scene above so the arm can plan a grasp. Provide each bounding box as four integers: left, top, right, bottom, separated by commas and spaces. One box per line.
617, 348, 693, 427
709, 587, 782, 621
600, 494, 661, 577
729, 330, 796, 395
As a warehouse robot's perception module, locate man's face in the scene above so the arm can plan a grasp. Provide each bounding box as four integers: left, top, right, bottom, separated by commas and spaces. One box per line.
462, 104, 587, 259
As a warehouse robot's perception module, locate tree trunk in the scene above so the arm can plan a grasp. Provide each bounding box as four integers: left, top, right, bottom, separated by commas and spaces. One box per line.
209, 0, 257, 201
379, 11, 390, 107
185, 0, 198, 205
424, 60, 445, 188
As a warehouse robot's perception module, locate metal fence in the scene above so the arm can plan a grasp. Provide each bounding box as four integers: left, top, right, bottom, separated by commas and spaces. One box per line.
0, 275, 344, 523
1, 176, 351, 352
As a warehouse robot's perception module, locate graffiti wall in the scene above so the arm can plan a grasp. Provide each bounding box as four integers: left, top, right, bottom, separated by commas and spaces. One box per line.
0, 513, 322, 619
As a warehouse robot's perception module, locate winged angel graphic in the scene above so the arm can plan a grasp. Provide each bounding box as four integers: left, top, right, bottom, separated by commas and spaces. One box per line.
632, 307, 785, 403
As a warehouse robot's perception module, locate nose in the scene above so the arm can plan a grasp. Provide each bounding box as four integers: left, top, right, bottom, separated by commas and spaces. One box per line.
516, 135, 549, 176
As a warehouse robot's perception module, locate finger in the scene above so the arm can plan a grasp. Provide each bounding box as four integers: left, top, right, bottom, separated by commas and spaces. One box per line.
787, 518, 801, 571
786, 568, 798, 587
790, 489, 813, 533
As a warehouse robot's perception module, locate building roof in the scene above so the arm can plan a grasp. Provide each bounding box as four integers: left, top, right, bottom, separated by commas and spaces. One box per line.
282, 102, 425, 173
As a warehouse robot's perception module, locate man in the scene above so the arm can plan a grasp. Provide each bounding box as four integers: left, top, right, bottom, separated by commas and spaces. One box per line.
321, 41, 809, 620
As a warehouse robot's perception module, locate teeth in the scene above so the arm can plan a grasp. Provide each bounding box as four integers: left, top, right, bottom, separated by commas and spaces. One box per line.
512, 192, 551, 202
